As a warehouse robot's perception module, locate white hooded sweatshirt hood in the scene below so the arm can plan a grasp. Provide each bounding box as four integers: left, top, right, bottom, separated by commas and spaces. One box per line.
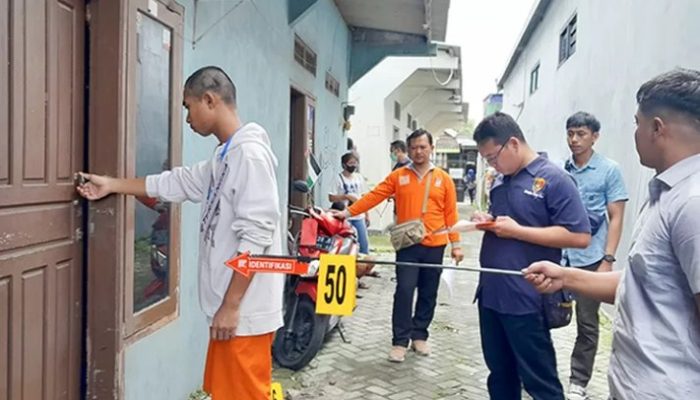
146, 122, 284, 335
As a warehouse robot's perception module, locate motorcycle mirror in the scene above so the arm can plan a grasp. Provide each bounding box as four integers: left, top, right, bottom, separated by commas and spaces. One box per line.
293, 180, 310, 193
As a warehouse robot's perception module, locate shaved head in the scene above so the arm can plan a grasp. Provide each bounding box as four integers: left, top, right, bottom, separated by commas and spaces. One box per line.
184, 66, 237, 106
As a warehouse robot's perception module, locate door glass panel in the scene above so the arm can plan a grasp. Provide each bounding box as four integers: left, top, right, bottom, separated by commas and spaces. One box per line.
133, 11, 172, 313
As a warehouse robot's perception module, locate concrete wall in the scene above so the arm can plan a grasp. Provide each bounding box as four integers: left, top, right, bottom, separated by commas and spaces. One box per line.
123, 1, 350, 398
499, 0, 700, 271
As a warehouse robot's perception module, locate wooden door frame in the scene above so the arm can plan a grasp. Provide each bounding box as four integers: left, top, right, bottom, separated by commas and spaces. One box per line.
289, 87, 307, 209
85, 0, 184, 397
288, 85, 316, 205
85, 0, 128, 397
123, 0, 183, 340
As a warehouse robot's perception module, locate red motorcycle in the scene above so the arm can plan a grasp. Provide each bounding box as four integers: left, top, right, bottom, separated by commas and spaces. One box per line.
136, 196, 170, 300
272, 181, 360, 370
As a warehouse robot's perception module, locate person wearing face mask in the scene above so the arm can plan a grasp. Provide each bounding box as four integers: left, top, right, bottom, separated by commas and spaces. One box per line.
390, 140, 411, 170
329, 152, 370, 256
387, 140, 412, 216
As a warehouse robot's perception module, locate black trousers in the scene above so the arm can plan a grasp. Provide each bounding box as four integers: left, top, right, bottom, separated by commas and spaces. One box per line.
479, 306, 564, 400
392, 244, 445, 347
570, 261, 603, 387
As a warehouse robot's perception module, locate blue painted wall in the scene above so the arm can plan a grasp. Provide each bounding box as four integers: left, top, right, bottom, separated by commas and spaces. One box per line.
123, 1, 350, 399
291, 0, 351, 205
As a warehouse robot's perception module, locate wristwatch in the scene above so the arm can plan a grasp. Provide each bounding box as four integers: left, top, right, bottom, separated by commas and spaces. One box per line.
603, 254, 616, 263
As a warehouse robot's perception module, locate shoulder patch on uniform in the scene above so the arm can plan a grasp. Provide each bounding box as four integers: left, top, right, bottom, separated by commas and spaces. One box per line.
524, 177, 546, 199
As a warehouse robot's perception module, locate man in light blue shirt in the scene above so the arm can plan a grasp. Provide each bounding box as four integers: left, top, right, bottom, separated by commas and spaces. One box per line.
525, 68, 700, 400
562, 112, 628, 400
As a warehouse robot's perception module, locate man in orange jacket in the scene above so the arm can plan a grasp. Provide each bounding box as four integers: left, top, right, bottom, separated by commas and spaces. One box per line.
333, 129, 464, 362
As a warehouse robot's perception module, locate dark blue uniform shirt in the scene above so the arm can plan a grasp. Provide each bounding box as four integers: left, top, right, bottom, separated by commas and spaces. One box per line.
477, 156, 590, 315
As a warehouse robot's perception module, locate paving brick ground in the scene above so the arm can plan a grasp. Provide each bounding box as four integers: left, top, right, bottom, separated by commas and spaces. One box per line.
274, 204, 612, 399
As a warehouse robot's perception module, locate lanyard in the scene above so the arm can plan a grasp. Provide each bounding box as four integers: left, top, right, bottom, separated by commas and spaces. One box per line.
201, 137, 234, 243
219, 136, 232, 161
206, 137, 233, 202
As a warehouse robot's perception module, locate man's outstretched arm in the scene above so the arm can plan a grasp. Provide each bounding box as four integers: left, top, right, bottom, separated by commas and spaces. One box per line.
76, 172, 147, 200
523, 261, 621, 304
77, 161, 211, 203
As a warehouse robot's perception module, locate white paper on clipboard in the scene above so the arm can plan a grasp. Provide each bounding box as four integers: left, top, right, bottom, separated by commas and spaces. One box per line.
431, 219, 495, 236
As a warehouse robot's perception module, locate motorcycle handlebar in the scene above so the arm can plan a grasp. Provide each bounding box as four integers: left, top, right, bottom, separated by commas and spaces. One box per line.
289, 205, 325, 216
289, 209, 310, 218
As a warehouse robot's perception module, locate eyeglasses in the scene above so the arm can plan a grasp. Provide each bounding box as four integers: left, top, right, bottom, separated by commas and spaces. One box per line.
484, 137, 511, 165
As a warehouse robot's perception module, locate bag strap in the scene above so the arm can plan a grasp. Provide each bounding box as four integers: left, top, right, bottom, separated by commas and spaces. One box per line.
339, 173, 350, 194
420, 171, 433, 216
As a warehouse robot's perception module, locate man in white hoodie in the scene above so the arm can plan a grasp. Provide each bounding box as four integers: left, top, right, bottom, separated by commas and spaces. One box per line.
77, 66, 284, 400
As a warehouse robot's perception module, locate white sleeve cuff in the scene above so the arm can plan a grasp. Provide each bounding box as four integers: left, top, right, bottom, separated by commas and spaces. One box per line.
238, 240, 266, 255
145, 175, 159, 198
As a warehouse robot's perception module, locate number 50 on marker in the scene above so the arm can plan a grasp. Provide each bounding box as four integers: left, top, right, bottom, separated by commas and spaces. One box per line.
316, 254, 356, 316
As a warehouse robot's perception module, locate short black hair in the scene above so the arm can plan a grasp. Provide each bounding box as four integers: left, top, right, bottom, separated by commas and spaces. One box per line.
406, 129, 433, 147
341, 152, 357, 165
473, 112, 526, 145
347, 137, 354, 151
636, 68, 700, 126
184, 66, 237, 105
566, 111, 601, 133
390, 140, 407, 153
330, 201, 346, 211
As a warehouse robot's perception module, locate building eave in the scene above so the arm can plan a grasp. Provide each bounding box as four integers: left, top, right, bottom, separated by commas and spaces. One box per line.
335, 0, 451, 84
334, 0, 450, 41
497, 0, 552, 89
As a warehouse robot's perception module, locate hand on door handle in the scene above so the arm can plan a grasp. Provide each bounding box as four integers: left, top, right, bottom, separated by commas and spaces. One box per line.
75, 172, 113, 201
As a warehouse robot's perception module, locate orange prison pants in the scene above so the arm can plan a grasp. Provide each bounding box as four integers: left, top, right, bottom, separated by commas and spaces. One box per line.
203, 332, 274, 400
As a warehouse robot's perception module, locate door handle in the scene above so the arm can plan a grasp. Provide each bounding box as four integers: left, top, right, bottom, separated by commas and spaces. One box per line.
74, 172, 88, 186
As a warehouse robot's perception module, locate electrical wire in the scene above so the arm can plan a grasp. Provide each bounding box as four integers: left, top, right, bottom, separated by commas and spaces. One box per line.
429, 56, 455, 87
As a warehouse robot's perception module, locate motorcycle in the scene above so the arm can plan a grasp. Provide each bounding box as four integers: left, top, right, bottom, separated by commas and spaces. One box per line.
272, 181, 361, 370
137, 196, 170, 300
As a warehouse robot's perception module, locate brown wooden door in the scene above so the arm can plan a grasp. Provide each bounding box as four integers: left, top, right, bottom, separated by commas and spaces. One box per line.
0, 0, 85, 399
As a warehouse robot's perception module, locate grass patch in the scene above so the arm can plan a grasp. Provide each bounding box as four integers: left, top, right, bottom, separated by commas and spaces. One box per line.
188, 389, 209, 400
368, 233, 393, 254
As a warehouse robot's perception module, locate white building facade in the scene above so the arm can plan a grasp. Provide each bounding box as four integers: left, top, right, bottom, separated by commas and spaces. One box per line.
349, 44, 467, 230
498, 0, 700, 270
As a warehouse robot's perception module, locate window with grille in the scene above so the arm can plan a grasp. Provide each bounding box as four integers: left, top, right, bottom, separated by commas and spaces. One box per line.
530, 63, 540, 94
559, 14, 577, 64
325, 72, 339, 97
294, 35, 317, 75
394, 101, 401, 120
407, 114, 413, 129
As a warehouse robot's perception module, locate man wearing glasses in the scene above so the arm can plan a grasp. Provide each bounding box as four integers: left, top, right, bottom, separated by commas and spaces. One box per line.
471, 112, 591, 400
